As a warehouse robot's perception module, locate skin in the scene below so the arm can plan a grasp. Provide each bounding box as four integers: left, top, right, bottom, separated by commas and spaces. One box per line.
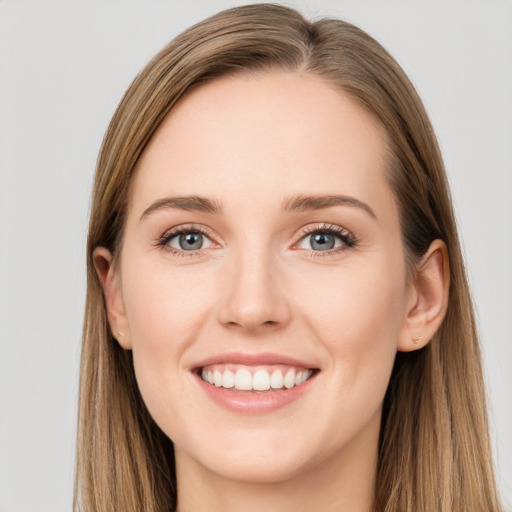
96, 72, 449, 512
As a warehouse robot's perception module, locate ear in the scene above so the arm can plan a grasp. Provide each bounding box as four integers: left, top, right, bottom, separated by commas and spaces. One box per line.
93, 247, 132, 350
398, 239, 450, 352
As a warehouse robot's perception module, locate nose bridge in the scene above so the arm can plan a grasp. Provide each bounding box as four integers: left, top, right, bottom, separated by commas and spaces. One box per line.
218, 235, 289, 332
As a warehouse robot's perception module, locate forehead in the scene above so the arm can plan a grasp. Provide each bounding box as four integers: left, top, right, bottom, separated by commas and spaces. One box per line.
129, 71, 393, 218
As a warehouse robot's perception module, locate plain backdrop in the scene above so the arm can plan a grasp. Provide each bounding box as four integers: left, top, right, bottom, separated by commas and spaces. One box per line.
0, 1, 511, 511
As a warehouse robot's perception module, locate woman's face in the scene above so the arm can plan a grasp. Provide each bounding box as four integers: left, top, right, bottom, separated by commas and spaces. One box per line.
108, 72, 418, 483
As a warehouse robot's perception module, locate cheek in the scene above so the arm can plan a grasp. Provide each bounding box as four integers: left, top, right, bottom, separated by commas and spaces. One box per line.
295, 260, 406, 391
287, 263, 406, 453
120, 260, 219, 434
298, 259, 406, 337
122, 259, 215, 354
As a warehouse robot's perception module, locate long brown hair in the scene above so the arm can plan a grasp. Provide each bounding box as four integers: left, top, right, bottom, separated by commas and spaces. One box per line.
75, 4, 502, 511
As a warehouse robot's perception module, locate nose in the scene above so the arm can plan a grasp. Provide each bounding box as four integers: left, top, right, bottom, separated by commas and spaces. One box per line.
217, 247, 291, 334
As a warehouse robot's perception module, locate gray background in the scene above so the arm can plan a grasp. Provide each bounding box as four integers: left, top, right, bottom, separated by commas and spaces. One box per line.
0, 1, 510, 510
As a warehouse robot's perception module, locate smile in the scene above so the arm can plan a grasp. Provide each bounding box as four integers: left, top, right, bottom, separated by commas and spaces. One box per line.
192, 353, 319, 413
200, 365, 315, 391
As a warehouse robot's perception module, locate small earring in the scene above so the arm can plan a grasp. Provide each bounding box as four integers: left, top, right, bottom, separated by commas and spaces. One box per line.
117, 331, 124, 338
412, 336, 422, 344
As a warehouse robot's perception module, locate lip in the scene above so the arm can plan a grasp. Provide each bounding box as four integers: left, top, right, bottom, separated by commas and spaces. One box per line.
190, 352, 319, 414
192, 351, 316, 369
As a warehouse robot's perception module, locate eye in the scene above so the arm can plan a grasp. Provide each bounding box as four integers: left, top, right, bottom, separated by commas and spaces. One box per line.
157, 226, 216, 254
169, 231, 214, 251
296, 225, 356, 254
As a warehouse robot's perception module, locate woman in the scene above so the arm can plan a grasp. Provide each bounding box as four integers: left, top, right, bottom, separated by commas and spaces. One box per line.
75, 4, 503, 511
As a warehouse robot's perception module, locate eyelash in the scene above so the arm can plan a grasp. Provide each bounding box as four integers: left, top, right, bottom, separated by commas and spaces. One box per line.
156, 224, 214, 257
156, 223, 358, 258
297, 224, 358, 257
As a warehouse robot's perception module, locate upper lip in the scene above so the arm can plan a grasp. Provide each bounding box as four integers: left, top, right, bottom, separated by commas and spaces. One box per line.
191, 352, 318, 370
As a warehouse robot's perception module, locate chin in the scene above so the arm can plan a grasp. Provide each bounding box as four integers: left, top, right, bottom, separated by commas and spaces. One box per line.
198, 448, 313, 485
173, 423, 338, 486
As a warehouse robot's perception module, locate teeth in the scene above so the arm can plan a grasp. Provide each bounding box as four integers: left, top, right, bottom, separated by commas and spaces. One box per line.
235, 369, 252, 390
270, 370, 284, 389
222, 369, 235, 388
295, 370, 309, 386
253, 370, 271, 391
284, 369, 295, 389
200, 366, 314, 391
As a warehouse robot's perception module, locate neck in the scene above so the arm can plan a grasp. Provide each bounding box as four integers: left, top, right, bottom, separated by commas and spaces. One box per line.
174, 410, 380, 512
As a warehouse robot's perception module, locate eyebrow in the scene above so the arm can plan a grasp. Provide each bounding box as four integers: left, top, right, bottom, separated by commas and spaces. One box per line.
282, 194, 376, 218
140, 195, 222, 220
140, 193, 376, 220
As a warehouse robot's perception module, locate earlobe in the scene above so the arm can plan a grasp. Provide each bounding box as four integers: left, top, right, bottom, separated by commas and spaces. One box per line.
398, 239, 450, 352
93, 247, 132, 350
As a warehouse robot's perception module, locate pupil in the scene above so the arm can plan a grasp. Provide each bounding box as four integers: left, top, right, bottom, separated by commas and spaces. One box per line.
180, 233, 203, 250
312, 233, 334, 251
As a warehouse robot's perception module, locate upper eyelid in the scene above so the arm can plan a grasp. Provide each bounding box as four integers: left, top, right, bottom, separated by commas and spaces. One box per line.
296, 223, 350, 235
161, 223, 215, 239
295, 223, 355, 242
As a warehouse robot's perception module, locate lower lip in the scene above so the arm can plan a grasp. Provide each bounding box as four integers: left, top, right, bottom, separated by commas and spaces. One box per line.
193, 372, 317, 414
